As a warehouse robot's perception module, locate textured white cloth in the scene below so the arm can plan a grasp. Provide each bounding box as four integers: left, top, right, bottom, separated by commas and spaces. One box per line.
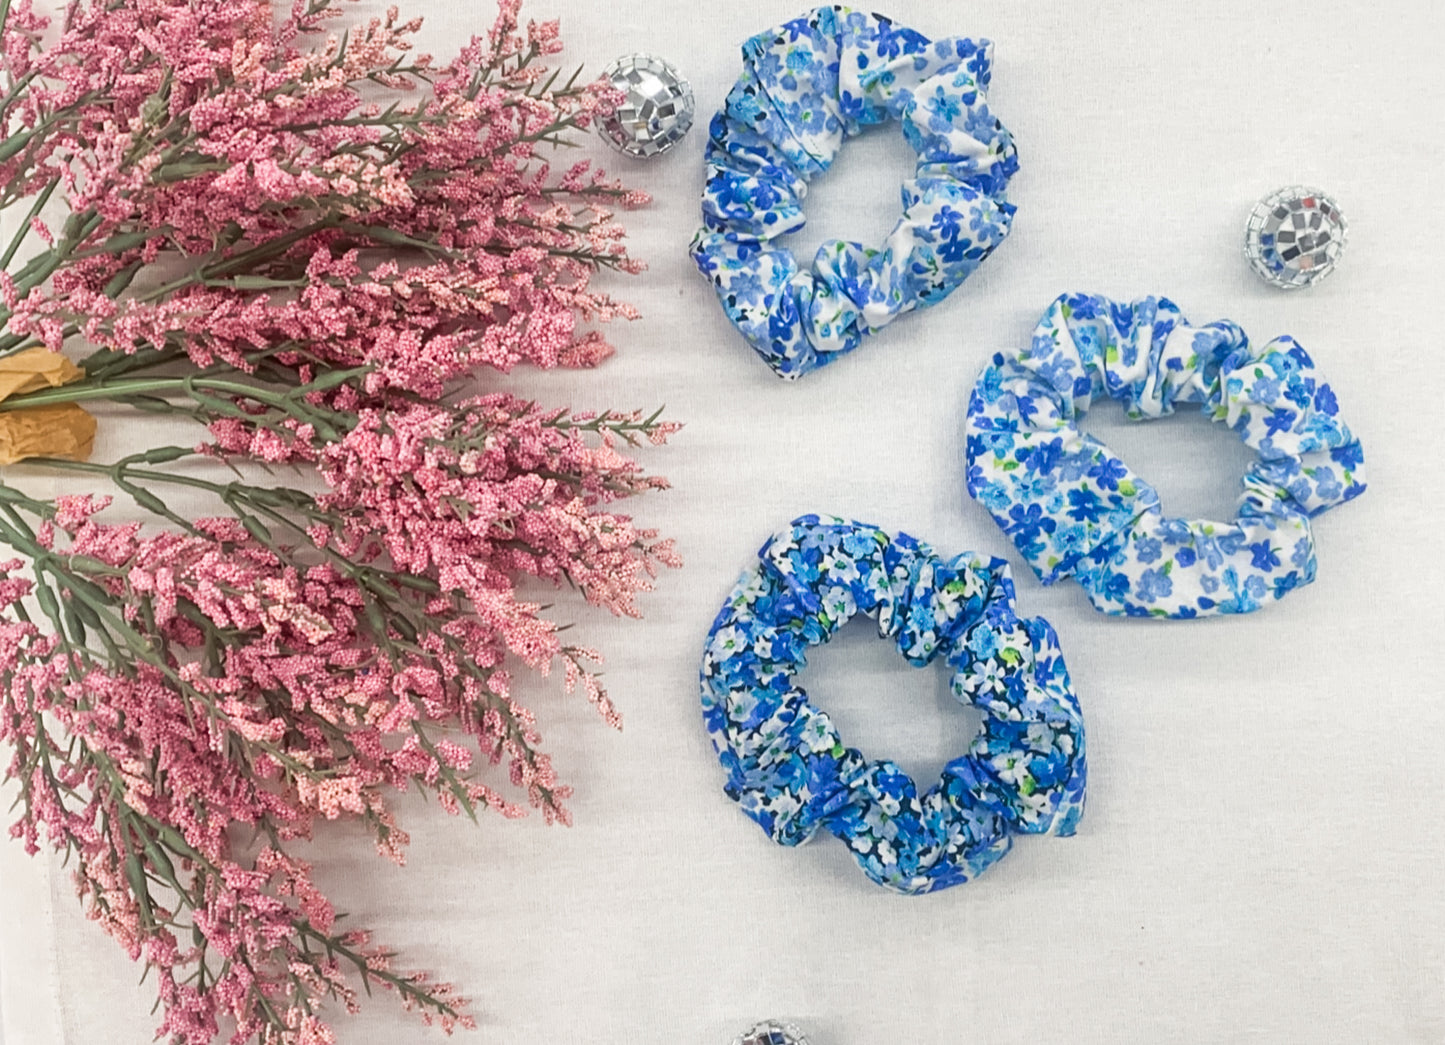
3, 1, 1445, 1042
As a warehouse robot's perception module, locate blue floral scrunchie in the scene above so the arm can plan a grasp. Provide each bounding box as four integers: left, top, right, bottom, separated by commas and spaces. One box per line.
700, 515, 1086, 895
690, 7, 1018, 380
966, 294, 1367, 619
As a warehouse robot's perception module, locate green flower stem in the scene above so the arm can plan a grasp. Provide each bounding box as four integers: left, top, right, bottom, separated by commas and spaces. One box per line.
0, 375, 236, 409
0, 96, 98, 167
75, 766, 464, 1025
0, 176, 59, 271
0, 368, 367, 442
1, 476, 563, 824
0, 482, 444, 799
541, 405, 670, 437
0, 208, 101, 354
27, 452, 434, 585
79, 344, 185, 379
11, 453, 571, 819
295, 920, 465, 1018
0, 207, 101, 296
0, 70, 41, 141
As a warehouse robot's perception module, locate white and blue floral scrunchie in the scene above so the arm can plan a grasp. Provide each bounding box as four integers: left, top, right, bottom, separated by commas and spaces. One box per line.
966, 294, 1367, 619
689, 6, 1018, 380
700, 515, 1086, 895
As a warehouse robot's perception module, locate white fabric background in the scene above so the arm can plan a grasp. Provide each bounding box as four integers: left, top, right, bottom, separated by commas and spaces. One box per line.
3, 1, 1444, 1042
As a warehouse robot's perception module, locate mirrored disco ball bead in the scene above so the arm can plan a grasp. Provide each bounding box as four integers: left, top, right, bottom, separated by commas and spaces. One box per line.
732, 1020, 810, 1045
597, 53, 694, 158
1244, 186, 1348, 290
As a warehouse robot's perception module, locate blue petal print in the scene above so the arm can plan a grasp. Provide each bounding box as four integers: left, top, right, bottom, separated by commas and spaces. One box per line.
700, 516, 1087, 894
690, 7, 1017, 379
963, 294, 1366, 618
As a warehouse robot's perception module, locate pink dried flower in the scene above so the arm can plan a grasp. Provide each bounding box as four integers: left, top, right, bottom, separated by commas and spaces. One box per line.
0, 0, 679, 1041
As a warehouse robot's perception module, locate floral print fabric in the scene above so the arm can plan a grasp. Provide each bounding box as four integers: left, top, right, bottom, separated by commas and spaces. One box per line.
966, 294, 1367, 618
690, 7, 1018, 380
700, 515, 1086, 895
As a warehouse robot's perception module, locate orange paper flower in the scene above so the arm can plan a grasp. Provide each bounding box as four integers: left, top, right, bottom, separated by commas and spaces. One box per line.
0, 346, 86, 400
0, 348, 95, 464
0, 404, 97, 465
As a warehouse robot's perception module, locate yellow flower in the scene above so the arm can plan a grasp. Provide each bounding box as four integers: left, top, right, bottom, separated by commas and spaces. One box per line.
0, 346, 86, 401
0, 348, 96, 465
0, 403, 97, 465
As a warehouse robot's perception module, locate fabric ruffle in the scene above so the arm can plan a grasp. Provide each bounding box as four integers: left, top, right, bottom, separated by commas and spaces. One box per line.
965, 293, 1367, 618
690, 6, 1018, 380
700, 515, 1086, 895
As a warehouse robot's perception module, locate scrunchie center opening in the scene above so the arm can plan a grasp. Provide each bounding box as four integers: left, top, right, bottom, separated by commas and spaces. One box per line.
778, 128, 919, 268
799, 616, 984, 785
1083, 400, 1259, 522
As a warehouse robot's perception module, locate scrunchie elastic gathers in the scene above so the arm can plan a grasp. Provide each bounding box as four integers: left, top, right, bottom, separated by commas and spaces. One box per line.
690, 7, 1018, 380
966, 294, 1367, 619
700, 516, 1086, 895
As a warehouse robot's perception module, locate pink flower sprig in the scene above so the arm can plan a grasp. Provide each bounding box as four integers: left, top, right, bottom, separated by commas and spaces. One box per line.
0, 492, 494, 1044
0, 0, 647, 390
1, 396, 678, 1039
26, 396, 683, 813
0, 0, 681, 1041
40, 397, 680, 715
313, 396, 682, 618
0, 401, 679, 1038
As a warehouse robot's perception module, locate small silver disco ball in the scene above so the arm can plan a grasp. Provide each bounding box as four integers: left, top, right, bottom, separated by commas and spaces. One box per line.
732, 1020, 810, 1045
1244, 186, 1348, 290
596, 52, 695, 158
